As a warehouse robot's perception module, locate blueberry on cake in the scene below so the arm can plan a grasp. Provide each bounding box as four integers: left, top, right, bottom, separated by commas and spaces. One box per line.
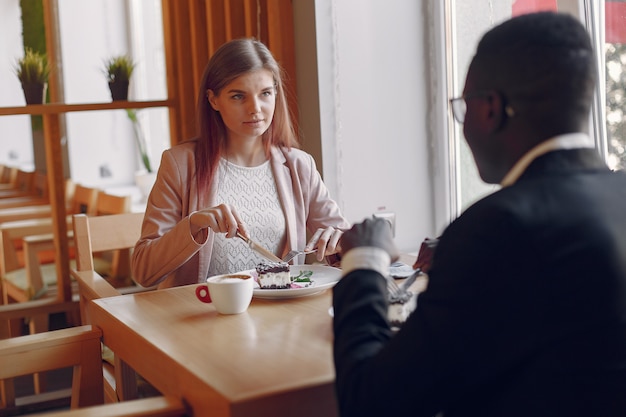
256, 261, 291, 289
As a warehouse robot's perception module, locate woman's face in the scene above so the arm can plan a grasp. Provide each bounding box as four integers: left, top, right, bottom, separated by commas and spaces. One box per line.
208, 69, 276, 143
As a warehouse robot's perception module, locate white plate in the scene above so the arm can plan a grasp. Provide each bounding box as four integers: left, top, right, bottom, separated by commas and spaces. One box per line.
248, 264, 341, 299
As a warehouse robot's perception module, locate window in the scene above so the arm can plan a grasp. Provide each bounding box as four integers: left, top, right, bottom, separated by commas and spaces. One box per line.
604, 1, 626, 170
446, 0, 624, 216
1, 0, 169, 190
58, 0, 169, 187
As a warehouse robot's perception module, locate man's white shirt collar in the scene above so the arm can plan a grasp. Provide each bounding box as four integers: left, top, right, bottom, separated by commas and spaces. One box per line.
500, 133, 594, 187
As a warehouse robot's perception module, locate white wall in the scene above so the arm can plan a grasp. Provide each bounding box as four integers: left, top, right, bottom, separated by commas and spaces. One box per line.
295, 1, 440, 253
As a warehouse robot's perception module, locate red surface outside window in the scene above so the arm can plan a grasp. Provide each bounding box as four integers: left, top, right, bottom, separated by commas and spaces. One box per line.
511, 0, 557, 16
512, 0, 626, 44
606, 1, 626, 43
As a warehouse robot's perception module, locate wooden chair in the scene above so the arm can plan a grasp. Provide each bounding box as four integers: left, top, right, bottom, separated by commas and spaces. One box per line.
0, 190, 133, 313
0, 297, 81, 410
0, 186, 99, 405
0, 325, 103, 414
0, 166, 19, 190
0, 185, 100, 306
24, 397, 187, 416
71, 212, 151, 403
94, 191, 131, 216
92, 192, 133, 285
0, 169, 34, 197
67, 183, 100, 217
0, 323, 187, 416
0, 172, 50, 210
0, 180, 95, 224
72, 212, 144, 319
0, 204, 59, 224
0, 218, 72, 304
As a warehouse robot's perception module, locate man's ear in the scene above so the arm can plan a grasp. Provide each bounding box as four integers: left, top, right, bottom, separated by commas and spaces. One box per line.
207, 90, 219, 111
485, 91, 507, 131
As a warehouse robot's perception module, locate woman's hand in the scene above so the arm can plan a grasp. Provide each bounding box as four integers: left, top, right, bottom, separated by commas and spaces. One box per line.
305, 226, 343, 262
190, 204, 248, 238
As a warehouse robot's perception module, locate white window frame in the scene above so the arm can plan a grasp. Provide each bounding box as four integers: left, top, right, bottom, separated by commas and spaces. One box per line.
440, 0, 613, 222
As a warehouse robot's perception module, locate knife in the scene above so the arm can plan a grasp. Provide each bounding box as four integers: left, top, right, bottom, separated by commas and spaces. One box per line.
236, 231, 283, 263
398, 268, 422, 293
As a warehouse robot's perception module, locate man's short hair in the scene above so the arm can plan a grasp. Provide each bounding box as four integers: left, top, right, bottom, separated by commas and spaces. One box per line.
471, 12, 596, 121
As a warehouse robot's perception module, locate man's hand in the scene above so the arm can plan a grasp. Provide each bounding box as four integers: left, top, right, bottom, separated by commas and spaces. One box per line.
340, 217, 400, 261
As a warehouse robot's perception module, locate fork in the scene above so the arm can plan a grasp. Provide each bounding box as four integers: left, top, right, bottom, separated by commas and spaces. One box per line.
282, 248, 317, 263
388, 268, 422, 301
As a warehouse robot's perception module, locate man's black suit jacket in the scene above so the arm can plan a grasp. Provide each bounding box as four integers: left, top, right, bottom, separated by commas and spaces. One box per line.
333, 149, 626, 417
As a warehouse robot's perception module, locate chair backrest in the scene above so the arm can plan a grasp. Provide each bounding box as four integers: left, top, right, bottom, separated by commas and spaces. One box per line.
0, 165, 7, 184
73, 212, 143, 274
13, 169, 34, 192
68, 184, 100, 216
72, 212, 144, 324
0, 325, 103, 411
31, 172, 49, 199
0, 166, 18, 185
95, 191, 131, 216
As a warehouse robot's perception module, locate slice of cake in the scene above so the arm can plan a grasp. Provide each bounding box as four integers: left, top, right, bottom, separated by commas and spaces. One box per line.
256, 261, 291, 289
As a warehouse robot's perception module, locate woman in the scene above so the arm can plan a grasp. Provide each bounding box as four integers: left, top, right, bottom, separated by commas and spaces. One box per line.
132, 38, 349, 289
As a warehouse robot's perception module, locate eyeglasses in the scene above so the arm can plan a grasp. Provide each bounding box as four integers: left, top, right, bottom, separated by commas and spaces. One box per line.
449, 91, 515, 124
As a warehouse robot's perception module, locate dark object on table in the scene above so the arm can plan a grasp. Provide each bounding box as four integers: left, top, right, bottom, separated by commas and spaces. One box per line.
412, 237, 438, 273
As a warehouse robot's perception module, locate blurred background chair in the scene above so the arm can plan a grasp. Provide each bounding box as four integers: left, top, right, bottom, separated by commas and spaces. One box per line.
0, 180, 96, 225
0, 171, 49, 209
0, 188, 127, 338
0, 169, 33, 197
0, 185, 100, 307
0, 166, 18, 188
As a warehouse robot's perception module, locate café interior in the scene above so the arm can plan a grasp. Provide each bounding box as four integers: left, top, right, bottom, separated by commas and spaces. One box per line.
0, 0, 624, 415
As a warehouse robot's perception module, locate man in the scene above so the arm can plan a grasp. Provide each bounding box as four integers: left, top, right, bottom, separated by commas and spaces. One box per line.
333, 12, 626, 417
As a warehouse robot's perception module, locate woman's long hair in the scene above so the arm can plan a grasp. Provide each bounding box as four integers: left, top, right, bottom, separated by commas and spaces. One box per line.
195, 38, 298, 193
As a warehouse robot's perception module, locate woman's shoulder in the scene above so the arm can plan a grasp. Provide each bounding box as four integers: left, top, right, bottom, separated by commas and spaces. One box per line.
274, 146, 313, 164
166, 139, 197, 155
162, 139, 197, 160
159, 139, 198, 170
271, 146, 320, 181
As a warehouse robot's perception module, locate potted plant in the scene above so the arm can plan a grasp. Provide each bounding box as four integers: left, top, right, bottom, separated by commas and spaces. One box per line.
103, 55, 135, 101
126, 109, 156, 201
14, 48, 49, 105
126, 109, 152, 174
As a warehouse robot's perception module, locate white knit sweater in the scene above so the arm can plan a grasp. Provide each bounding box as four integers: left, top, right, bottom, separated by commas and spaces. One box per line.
207, 158, 285, 276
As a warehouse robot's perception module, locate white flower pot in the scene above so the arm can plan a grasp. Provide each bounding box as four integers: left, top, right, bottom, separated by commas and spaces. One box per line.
135, 170, 157, 202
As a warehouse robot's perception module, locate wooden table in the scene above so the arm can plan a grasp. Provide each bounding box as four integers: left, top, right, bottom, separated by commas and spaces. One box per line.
90, 284, 339, 417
